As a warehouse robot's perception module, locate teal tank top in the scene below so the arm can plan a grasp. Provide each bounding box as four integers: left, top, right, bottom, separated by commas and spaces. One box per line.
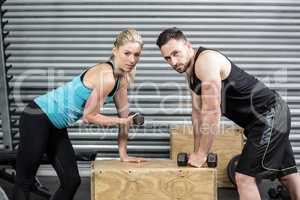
34, 62, 120, 129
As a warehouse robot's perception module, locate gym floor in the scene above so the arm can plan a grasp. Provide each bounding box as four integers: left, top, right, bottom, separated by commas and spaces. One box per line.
0, 176, 239, 200
1, 175, 282, 200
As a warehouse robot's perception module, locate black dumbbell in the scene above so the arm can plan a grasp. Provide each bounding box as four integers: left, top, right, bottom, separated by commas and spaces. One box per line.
207, 153, 218, 168
177, 152, 189, 167
129, 112, 144, 125
177, 152, 218, 168
268, 187, 280, 199
268, 185, 291, 200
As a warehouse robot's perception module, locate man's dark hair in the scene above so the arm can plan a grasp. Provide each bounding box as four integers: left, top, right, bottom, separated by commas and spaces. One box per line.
156, 27, 187, 48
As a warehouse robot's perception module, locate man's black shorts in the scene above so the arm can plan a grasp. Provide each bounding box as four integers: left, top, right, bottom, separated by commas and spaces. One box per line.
236, 95, 298, 179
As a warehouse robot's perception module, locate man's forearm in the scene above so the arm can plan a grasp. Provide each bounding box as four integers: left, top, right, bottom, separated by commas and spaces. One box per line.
192, 113, 202, 152
193, 113, 220, 156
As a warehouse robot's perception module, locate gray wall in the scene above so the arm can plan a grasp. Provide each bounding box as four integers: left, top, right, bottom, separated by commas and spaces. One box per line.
0, 0, 299, 169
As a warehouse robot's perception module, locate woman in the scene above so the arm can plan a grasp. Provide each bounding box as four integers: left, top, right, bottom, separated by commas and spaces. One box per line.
13, 29, 145, 200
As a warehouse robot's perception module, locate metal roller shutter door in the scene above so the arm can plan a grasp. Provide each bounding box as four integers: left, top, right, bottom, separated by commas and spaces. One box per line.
0, 1, 299, 173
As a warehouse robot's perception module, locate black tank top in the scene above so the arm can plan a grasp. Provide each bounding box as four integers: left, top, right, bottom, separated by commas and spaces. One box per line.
189, 47, 276, 128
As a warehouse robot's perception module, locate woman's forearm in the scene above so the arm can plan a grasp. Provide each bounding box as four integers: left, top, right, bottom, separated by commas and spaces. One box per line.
83, 113, 126, 126
118, 124, 129, 158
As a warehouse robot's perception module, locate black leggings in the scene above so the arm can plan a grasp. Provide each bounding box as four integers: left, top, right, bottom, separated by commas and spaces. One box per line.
13, 101, 81, 200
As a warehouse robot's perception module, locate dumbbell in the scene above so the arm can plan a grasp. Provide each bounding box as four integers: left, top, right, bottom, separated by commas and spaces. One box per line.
129, 112, 144, 125
177, 152, 218, 168
268, 185, 291, 200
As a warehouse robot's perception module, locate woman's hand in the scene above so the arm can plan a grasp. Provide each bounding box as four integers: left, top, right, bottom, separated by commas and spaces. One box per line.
120, 155, 146, 163
120, 115, 135, 126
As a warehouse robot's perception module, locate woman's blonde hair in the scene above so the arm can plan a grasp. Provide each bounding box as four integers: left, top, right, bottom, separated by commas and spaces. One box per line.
112, 28, 143, 88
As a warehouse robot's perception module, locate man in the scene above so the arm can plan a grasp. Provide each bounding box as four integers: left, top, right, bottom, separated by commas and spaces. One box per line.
156, 27, 300, 200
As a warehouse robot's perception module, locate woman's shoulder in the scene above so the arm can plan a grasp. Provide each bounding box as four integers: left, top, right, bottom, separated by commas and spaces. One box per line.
92, 62, 113, 72
84, 63, 115, 89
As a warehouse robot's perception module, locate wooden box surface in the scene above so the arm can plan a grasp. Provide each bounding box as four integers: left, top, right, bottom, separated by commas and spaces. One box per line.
91, 160, 217, 200
170, 124, 244, 187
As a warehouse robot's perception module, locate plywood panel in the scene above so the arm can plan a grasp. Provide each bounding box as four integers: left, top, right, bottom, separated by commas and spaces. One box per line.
91, 160, 217, 200
170, 124, 244, 187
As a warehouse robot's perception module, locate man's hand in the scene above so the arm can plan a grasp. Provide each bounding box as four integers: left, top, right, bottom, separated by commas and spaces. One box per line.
120, 155, 146, 163
188, 152, 207, 168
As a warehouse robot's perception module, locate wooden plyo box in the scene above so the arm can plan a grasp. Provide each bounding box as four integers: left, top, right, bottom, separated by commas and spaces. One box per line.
91, 160, 217, 200
170, 124, 244, 188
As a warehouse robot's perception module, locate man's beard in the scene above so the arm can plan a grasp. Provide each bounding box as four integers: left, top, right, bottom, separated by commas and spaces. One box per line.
176, 59, 192, 73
